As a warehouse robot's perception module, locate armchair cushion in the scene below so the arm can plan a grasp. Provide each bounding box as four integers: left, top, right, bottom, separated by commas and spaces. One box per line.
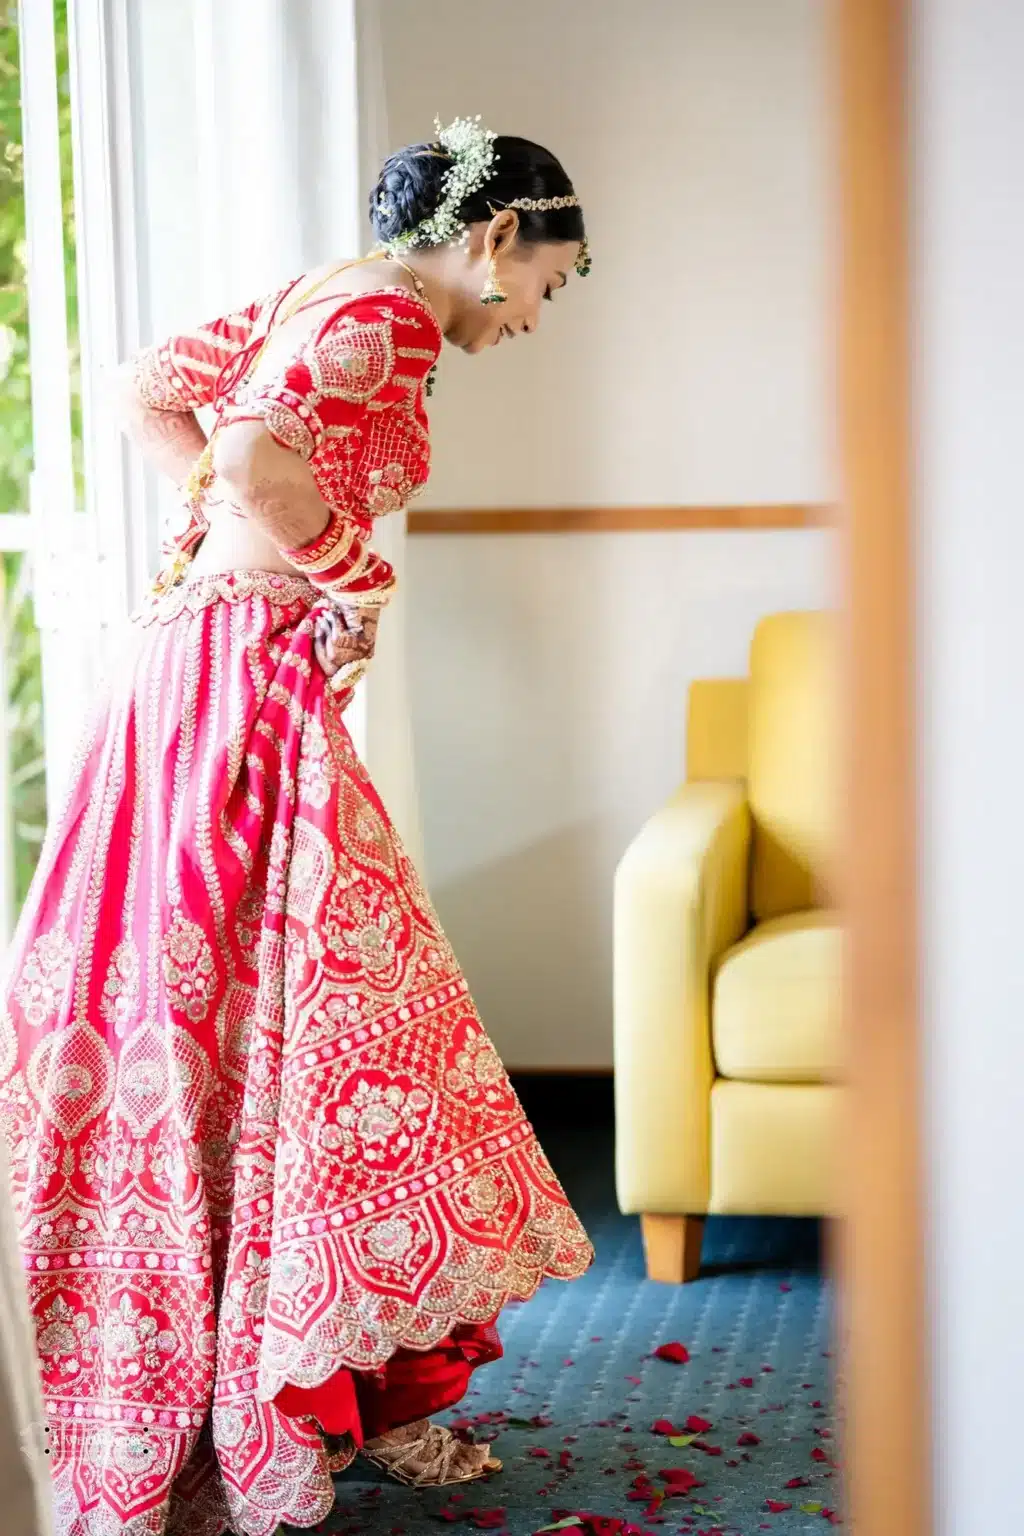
712, 910, 842, 1083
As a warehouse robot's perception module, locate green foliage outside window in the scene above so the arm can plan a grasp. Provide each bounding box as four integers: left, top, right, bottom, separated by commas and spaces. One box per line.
0, 0, 79, 911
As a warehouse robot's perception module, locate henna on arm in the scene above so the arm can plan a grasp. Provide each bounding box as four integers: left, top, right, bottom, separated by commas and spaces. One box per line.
108, 361, 208, 486
211, 420, 333, 550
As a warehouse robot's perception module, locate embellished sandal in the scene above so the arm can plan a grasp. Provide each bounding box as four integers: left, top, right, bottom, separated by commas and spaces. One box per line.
361, 1421, 502, 1487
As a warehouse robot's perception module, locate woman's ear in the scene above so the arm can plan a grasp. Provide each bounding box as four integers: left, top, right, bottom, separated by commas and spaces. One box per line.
484, 209, 521, 258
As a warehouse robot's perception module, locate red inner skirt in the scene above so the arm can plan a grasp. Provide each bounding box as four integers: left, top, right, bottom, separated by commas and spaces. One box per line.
274, 1322, 502, 1444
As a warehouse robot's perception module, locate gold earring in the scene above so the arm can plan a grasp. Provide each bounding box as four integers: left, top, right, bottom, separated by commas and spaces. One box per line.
480, 254, 507, 306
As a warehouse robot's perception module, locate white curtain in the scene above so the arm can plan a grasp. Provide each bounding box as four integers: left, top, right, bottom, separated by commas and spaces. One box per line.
170, 0, 425, 864
353, 0, 426, 869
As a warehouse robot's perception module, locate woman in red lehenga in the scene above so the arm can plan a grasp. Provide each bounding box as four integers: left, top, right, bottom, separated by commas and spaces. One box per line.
0, 120, 593, 1536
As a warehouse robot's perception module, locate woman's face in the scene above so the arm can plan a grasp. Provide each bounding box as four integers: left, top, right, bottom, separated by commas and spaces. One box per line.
453, 218, 581, 355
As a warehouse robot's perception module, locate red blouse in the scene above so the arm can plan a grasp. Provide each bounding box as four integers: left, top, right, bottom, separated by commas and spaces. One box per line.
133, 280, 442, 605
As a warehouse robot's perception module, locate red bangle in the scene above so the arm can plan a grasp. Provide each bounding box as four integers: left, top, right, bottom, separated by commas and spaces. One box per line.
301, 540, 370, 590
310, 556, 397, 605
282, 508, 351, 574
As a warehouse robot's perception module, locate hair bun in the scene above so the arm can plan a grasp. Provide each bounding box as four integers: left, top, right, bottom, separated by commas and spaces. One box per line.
369, 145, 450, 243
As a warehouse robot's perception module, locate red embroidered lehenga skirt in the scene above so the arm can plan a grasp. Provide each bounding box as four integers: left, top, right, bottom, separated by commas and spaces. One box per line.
0, 572, 592, 1536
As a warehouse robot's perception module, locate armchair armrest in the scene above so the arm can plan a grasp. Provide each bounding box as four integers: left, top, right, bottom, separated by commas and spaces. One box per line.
614, 781, 751, 1216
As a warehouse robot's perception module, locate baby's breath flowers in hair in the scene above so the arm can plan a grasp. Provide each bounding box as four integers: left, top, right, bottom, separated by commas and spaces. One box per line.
383, 115, 498, 252
376, 115, 592, 277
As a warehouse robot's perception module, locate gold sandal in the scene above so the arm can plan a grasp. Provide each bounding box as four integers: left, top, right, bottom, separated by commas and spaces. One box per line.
360, 1422, 502, 1487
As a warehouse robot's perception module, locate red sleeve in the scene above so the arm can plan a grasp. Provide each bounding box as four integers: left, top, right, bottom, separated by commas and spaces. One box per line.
223, 288, 440, 606
131, 288, 288, 411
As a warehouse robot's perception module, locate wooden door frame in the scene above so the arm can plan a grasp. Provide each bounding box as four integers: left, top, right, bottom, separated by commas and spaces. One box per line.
840, 0, 930, 1532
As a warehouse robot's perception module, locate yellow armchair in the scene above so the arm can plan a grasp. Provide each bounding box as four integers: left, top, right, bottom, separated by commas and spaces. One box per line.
614, 612, 842, 1282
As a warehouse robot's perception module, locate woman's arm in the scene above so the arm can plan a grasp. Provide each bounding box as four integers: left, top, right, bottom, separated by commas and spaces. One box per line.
108, 360, 208, 487
112, 289, 279, 486
211, 419, 332, 549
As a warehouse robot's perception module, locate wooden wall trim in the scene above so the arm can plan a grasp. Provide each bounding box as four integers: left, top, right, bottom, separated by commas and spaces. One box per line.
841, 0, 929, 1533
408, 504, 830, 535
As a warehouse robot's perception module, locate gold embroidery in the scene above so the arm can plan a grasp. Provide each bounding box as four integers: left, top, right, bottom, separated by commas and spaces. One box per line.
311, 319, 396, 404
319, 1077, 431, 1162
13, 928, 74, 1029
161, 912, 217, 1022
285, 818, 335, 926
444, 1025, 507, 1106
296, 716, 335, 809
100, 940, 141, 1038
136, 571, 317, 629
27, 1021, 115, 1140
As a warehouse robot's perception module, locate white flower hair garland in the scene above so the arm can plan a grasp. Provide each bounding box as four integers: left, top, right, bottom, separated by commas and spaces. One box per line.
382, 115, 498, 252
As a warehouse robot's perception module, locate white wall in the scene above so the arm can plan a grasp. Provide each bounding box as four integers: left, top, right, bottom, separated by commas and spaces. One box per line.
914, 1, 1024, 1529
382, 0, 836, 1066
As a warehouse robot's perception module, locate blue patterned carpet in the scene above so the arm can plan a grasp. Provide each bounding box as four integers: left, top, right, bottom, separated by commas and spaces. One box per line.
314, 1086, 837, 1536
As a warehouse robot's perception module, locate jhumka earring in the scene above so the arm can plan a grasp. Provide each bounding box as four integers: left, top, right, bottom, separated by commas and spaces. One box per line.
480, 254, 507, 305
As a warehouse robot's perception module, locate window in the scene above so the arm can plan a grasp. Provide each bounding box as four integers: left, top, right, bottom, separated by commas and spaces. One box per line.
0, 0, 80, 927
0, 0, 142, 934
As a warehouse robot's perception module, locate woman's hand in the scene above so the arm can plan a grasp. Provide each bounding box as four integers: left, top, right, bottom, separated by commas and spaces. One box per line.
314, 602, 380, 684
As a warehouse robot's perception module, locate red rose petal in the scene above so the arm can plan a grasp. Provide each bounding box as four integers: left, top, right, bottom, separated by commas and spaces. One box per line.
737, 1433, 761, 1447
765, 1500, 793, 1514
657, 1468, 702, 1494
468, 1511, 506, 1531
811, 1447, 830, 1463
691, 1441, 723, 1457
785, 1477, 811, 1489
739, 1378, 755, 1389
684, 1416, 712, 1434
653, 1342, 692, 1365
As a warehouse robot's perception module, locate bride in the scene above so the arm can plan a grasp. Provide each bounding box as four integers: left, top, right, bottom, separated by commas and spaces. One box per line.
0, 118, 592, 1536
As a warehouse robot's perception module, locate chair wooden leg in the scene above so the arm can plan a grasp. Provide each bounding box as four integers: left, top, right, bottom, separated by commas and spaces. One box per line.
641, 1214, 706, 1283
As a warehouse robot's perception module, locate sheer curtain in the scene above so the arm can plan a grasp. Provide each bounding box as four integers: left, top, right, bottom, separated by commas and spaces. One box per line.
353, 0, 426, 869
162, 0, 425, 863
